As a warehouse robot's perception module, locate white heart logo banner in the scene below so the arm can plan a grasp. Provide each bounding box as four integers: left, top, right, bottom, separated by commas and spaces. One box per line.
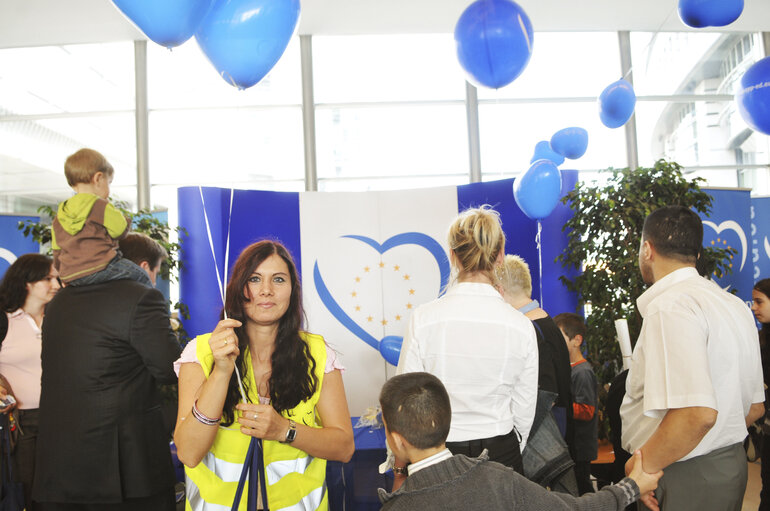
299, 187, 457, 414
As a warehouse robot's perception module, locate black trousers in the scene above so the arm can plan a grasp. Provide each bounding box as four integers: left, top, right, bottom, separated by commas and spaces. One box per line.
37, 488, 175, 511
446, 427, 524, 474
760, 433, 770, 511
574, 460, 595, 495
14, 408, 40, 511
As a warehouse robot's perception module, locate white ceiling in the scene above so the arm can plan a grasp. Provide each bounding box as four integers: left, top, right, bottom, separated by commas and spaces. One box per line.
1, 0, 769, 50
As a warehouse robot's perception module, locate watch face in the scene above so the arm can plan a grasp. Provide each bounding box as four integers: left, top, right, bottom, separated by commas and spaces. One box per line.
286, 428, 297, 442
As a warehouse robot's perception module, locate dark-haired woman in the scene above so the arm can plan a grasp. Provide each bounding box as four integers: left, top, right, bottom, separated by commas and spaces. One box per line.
0, 254, 60, 511
753, 278, 770, 511
174, 240, 354, 511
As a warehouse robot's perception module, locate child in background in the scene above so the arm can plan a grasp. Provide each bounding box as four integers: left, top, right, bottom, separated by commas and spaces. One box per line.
554, 312, 599, 496
52, 148, 150, 287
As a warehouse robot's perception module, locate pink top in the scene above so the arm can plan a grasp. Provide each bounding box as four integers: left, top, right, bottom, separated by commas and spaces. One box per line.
173, 338, 345, 381
0, 310, 43, 409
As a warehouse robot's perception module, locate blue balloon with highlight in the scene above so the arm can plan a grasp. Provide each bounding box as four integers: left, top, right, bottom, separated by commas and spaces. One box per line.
454, 0, 534, 89
550, 127, 588, 160
195, 0, 300, 89
111, 0, 214, 48
379, 336, 403, 366
599, 79, 637, 129
736, 56, 770, 136
513, 160, 563, 221
530, 141, 565, 166
678, 0, 743, 28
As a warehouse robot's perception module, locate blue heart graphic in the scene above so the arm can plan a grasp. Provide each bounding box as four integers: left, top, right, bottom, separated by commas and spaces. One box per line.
313, 232, 450, 350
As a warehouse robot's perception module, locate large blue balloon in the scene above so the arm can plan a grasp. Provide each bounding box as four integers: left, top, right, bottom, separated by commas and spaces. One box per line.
513, 160, 563, 221
736, 57, 770, 136
454, 0, 534, 89
379, 336, 403, 366
111, 0, 214, 48
599, 79, 637, 129
678, 0, 743, 28
530, 141, 565, 166
550, 127, 588, 160
195, 0, 300, 90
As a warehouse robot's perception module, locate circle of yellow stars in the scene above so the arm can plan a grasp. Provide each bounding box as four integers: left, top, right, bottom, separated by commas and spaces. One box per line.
352, 260, 415, 325
709, 237, 735, 276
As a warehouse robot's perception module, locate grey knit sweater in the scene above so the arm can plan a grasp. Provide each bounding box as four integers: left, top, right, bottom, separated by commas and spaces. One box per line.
378, 452, 639, 511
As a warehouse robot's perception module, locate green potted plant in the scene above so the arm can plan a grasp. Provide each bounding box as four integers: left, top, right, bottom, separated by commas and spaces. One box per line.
557, 159, 735, 438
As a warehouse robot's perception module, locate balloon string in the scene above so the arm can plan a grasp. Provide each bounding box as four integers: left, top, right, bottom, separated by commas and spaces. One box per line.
536, 220, 544, 308
198, 186, 247, 404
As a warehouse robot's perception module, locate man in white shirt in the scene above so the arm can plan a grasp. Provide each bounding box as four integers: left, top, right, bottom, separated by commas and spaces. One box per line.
620, 205, 765, 511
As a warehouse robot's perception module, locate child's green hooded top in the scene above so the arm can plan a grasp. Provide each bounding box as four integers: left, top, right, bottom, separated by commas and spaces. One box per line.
52, 193, 128, 283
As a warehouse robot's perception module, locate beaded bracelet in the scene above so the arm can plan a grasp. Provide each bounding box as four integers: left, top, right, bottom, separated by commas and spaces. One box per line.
191, 399, 221, 426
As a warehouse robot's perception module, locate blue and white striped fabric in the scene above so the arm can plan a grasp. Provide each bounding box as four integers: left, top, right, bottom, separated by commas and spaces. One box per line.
178, 175, 579, 413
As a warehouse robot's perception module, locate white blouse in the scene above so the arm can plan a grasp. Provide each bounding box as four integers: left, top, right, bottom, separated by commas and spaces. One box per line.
397, 282, 539, 447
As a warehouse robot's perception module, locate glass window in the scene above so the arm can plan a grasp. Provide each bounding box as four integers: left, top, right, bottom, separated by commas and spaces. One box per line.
147, 38, 302, 109
0, 42, 134, 115
476, 32, 621, 99
315, 104, 468, 184
629, 32, 761, 96
0, 114, 136, 208
313, 34, 466, 103
635, 97, 769, 170
479, 102, 627, 178
318, 174, 468, 192
148, 108, 304, 191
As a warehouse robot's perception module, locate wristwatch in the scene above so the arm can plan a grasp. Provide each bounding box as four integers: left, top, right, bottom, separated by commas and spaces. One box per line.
282, 419, 297, 443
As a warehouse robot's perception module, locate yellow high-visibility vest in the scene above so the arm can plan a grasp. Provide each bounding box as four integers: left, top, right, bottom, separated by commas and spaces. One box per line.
185, 332, 328, 511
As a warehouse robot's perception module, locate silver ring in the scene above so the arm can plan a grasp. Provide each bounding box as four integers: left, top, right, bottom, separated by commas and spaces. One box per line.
223, 339, 228, 346
253, 412, 259, 420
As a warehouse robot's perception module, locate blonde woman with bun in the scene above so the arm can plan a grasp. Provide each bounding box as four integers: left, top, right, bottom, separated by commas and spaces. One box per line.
396, 206, 538, 479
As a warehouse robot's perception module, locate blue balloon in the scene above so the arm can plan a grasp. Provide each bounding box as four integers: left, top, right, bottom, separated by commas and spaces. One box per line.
111, 0, 214, 48
195, 0, 300, 90
454, 0, 534, 89
530, 141, 565, 166
513, 160, 563, 221
678, 0, 743, 28
736, 56, 770, 136
379, 336, 403, 366
599, 79, 637, 129
550, 127, 588, 160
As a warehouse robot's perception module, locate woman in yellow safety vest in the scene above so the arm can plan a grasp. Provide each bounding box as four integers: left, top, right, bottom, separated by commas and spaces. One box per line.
174, 240, 355, 510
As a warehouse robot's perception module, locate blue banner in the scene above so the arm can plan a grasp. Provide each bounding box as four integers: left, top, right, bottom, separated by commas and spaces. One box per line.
752, 197, 770, 283
457, 171, 579, 316
700, 188, 753, 303
0, 215, 40, 279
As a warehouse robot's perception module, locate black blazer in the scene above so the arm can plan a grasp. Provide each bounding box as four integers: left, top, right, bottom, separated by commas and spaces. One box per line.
33, 280, 181, 504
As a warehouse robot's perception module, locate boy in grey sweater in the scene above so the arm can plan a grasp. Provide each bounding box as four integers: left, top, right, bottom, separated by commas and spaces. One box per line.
378, 372, 662, 511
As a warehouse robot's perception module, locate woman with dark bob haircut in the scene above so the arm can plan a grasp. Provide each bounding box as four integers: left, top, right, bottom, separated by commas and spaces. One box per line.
174, 240, 354, 511
0, 253, 61, 511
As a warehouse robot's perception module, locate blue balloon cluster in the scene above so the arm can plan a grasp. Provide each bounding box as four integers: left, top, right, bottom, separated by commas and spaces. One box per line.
379, 336, 403, 366
111, 0, 300, 90
111, 0, 214, 48
599, 79, 637, 129
530, 141, 565, 166
550, 127, 588, 160
735, 57, 770, 136
678, 0, 744, 28
196, 0, 301, 90
454, 0, 534, 89
513, 159, 562, 221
